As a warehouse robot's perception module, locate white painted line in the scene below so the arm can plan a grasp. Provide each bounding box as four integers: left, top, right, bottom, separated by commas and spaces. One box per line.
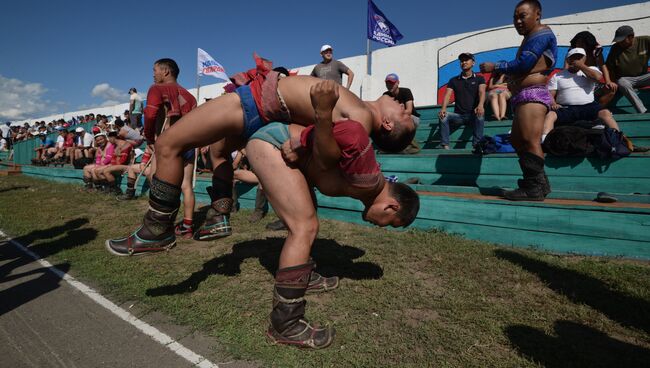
0, 229, 219, 368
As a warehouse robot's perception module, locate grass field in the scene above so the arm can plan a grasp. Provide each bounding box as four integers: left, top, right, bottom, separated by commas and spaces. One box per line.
1, 175, 649, 367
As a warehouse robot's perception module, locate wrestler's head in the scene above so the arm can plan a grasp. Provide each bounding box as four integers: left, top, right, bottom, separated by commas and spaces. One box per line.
153, 58, 180, 83
513, 0, 542, 35
362, 182, 420, 228
372, 95, 416, 153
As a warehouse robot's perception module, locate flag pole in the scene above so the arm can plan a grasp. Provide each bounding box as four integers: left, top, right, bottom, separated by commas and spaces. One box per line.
366, 39, 371, 75
196, 74, 201, 104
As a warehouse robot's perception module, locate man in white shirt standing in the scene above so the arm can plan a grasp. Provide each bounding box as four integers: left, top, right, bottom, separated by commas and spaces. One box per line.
543, 48, 620, 136
128, 87, 143, 129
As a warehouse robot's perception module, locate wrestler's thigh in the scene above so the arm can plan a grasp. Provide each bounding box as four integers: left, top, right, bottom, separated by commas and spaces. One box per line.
245, 140, 315, 224
158, 93, 245, 153
513, 103, 546, 140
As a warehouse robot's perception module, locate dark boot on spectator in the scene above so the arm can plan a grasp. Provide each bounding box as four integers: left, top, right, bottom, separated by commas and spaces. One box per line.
503, 152, 546, 201
106, 176, 179, 256
83, 177, 94, 191
267, 262, 334, 349
266, 219, 287, 231
195, 186, 233, 241
249, 188, 268, 223
107, 181, 122, 195
117, 188, 136, 201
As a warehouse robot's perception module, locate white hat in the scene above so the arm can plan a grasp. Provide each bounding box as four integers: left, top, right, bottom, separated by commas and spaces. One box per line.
320, 44, 333, 53
566, 48, 586, 58
75, 127, 85, 133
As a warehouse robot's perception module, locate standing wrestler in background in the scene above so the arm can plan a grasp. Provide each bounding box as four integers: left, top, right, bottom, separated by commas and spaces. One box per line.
480, 0, 557, 201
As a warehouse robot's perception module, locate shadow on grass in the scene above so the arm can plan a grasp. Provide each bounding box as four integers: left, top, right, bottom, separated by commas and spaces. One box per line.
0, 185, 30, 193
146, 237, 383, 297
494, 249, 650, 334
0, 218, 96, 316
506, 320, 650, 367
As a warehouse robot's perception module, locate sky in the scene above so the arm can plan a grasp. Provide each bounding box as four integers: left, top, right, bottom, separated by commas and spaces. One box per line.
0, 0, 645, 122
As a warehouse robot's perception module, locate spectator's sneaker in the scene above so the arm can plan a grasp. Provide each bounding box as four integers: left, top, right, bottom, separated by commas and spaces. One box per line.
106, 228, 176, 256
117, 188, 136, 201
306, 271, 339, 294
266, 219, 287, 231
195, 209, 232, 241
174, 223, 194, 239
249, 210, 266, 223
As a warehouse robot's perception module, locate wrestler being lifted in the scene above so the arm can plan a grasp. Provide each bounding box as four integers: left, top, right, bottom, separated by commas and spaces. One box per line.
106, 56, 416, 255
480, 0, 557, 201
244, 80, 420, 348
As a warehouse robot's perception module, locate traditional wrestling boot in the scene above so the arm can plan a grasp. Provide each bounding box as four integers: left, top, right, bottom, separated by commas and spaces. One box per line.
306, 271, 339, 295
518, 172, 551, 197
196, 163, 235, 240
267, 262, 335, 349
196, 198, 232, 240
503, 152, 546, 201
106, 176, 180, 256
249, 188, 268, 223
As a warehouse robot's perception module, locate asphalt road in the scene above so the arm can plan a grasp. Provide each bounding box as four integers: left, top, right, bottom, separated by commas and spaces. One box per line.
0, 239, 258, 368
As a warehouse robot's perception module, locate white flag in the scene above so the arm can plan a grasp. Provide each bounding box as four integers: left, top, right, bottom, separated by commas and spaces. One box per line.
197, 48, 229, 81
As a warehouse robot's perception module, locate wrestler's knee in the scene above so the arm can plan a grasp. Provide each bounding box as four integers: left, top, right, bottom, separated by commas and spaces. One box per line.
154, 136, 181, 160
286, 215, 319, 242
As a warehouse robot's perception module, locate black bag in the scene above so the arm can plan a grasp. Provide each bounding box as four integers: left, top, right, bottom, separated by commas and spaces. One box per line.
73, 157, 93, 169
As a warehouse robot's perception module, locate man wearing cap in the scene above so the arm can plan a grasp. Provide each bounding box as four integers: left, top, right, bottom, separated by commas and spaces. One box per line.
383, 73, 421, 154
129, 88, 144, 128
72, 127, 95, 166
438, 52, 486, 149
605, 25, 650, 113
543, 47, 620, 136
310, 45, 355, 89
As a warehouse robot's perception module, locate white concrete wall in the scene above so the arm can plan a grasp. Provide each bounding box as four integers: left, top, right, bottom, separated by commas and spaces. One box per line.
29, 2, 650, 122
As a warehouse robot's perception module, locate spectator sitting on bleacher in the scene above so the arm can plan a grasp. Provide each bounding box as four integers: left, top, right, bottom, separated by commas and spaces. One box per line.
605, 25, 650, 114
82, 133, 114, 191
383, 73, 421, 154
116, 147, 154, 200
543, 48, 620, 138
72, 127, 95, 168
566, 31, 614, 107
96, 130, 133, 194
439, 52, 486, 150
32, 132, 55, 164
48, 128, 69, 164
487, 71, 511, 121
115, 118, 144, 148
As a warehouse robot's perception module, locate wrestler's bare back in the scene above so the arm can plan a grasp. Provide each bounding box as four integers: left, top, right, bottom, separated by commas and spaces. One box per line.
278, 76, 374, 134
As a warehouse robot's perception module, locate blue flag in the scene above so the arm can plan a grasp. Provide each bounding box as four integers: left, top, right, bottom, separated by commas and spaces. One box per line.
367, 0, 403, 46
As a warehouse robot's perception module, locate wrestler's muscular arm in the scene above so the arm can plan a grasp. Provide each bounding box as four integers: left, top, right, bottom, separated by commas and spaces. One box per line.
310, 80, 342, 170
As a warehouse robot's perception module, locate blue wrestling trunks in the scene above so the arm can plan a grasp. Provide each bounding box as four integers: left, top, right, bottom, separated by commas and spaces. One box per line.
235, 85, 264, 140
